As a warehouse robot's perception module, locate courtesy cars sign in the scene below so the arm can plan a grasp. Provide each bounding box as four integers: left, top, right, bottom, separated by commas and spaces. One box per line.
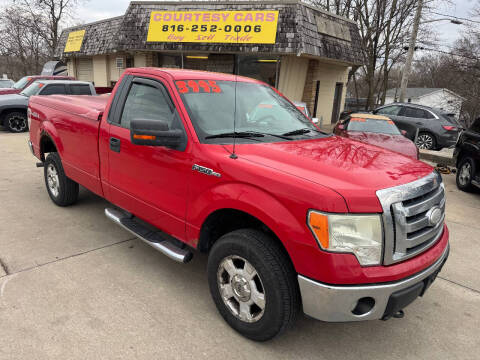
64, 30, 86, 52
146, 11, 279, 44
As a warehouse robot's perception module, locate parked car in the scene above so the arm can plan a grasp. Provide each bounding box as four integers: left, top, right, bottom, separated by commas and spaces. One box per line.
0, 79, 15, 88
373, 103, 462, 150
454, 117, 480, 192
333, 113, 419, 159
0, 80, 96, 132
28, 68, 449, 341
0, 75, 75, 96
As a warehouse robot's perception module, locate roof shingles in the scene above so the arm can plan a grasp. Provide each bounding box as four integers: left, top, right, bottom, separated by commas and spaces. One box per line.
56, 1, 365, 66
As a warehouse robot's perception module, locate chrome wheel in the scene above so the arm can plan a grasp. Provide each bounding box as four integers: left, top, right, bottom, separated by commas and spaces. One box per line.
217, 256, 266, 323
415, 134, 434, 150
458, 162, 472, 186
7, 115, 27, 132
46, 164, 60, 197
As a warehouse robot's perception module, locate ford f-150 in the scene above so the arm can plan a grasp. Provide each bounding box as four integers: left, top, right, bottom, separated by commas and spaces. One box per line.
28, 68, 449, 341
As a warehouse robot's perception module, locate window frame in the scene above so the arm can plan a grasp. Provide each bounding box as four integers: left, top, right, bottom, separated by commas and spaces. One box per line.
38, 83, 68, 96
117, 77, 176, 130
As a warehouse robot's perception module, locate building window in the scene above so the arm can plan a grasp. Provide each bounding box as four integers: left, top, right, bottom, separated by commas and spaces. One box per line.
237, 56, 279, 87
157, 54, 183, 68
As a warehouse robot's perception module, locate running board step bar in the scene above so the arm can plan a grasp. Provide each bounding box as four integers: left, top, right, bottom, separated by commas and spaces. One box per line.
105, 208, 193, 263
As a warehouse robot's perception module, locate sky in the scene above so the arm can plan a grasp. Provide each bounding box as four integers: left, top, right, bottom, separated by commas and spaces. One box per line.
74, 0, 480, 48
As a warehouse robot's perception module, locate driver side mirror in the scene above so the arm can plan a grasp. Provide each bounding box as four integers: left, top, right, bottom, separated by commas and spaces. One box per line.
337, 124, 345, 130
401, 130, 407, 136
130, 119, 183, 149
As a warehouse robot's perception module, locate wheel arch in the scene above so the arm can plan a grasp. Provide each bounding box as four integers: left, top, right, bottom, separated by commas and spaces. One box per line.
39, 131, 58, 161
197, 207, 297, 272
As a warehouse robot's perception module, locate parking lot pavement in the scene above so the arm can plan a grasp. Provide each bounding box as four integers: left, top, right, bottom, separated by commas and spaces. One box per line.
1, 129, 479, 360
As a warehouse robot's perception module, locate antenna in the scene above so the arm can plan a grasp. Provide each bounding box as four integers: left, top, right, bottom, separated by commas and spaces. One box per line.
230, 31, 239, 160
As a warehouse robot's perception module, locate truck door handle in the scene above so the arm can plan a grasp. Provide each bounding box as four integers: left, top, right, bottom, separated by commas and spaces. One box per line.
110, 137, 121, 153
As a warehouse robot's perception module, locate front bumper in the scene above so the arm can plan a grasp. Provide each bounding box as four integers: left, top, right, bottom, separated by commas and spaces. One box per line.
298, 244, 449, 322
27, 140, 34, 155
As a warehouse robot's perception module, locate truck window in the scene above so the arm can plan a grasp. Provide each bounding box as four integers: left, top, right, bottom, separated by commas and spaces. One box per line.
120, 82, 175, 129
40, 84, 67, 95
70, 84, 92, 95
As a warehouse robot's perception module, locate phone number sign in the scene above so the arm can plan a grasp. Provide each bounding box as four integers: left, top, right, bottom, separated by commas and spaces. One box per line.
147, 11, 279, 44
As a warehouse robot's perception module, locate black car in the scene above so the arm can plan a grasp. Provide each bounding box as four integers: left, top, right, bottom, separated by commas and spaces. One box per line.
373, 103, 462, 150
454, 118, 480, 192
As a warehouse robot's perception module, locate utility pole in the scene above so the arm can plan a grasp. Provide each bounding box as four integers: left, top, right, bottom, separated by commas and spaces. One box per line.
399, 0, 424, 103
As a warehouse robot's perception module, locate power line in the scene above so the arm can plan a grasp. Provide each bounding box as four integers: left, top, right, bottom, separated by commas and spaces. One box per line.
420, 46, 480, 61
429, 11, 480, 25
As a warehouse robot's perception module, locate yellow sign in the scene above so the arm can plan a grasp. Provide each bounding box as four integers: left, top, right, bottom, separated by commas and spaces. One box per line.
147, 11, 279, 44
64, 30, 86, 52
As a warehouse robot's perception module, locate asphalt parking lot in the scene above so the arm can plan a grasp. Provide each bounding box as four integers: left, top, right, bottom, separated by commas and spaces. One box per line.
0, 129, 479, 360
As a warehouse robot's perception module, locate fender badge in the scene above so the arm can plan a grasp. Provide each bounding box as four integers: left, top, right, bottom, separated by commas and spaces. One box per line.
192, 164, 221, 178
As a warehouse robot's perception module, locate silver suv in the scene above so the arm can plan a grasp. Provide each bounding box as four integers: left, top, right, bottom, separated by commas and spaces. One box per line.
373, 103, 462, 150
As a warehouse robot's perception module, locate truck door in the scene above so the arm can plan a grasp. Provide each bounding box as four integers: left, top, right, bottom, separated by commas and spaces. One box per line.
105, 76, 191, 241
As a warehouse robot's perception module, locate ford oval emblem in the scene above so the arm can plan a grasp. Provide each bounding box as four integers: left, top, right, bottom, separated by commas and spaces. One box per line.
427, 206, 443, 227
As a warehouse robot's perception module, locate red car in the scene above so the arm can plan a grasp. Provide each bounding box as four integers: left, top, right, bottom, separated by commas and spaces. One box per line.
0, 75, 75, 96
334, 113, 419, 159
28, 68, 448, 341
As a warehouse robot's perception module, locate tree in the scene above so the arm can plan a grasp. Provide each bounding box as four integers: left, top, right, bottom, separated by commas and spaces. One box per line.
14, 0, 83, 57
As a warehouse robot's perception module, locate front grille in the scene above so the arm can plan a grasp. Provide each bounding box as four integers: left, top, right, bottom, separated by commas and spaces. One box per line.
377, 172, 446, 265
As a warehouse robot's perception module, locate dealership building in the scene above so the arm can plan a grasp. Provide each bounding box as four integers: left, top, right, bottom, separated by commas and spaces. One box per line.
55, 0, 365, 124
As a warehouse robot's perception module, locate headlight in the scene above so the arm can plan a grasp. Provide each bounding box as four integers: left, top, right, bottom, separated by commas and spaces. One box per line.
307, 211, 383, 266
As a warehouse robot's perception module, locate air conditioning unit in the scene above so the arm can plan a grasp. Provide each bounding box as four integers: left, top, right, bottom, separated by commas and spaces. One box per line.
116, 57, 125, 69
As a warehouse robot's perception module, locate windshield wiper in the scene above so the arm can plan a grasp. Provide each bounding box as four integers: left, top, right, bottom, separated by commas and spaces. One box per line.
205, 131, 292, 140
282, 128, 326, 136
205, 131, 265, 140
282, 128, 312, 136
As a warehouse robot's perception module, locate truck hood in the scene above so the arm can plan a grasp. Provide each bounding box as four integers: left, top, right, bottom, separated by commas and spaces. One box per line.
235, 135, 433, 212
0, 94, 28, 106
344, 131, 418, 159
0, 88, 20, 95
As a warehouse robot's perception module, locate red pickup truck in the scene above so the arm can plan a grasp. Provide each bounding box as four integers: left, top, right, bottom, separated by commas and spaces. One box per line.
0, 75, 74, 96
28, 68, 449, 341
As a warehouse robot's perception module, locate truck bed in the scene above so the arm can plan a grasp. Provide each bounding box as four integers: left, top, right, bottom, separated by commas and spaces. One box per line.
30, 95, 108, 121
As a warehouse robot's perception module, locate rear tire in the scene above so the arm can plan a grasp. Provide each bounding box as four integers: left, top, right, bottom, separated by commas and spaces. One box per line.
415, 132, 436, 150
456, 157, 477, 192
207, 229, 300, 341
44, 153, 79, 206
4, 111, 28, 133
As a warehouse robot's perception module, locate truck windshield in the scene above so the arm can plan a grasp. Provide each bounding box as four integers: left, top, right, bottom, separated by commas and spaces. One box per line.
177, 80, 323, 143
20, 82, 43, 97
13, 76, 31, 90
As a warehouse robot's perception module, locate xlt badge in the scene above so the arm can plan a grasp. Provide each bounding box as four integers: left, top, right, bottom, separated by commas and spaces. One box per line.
192, 164, 221, 178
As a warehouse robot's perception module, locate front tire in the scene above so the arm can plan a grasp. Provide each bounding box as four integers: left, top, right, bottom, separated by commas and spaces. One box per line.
4, 111, 28, 133
456, 157, 477, 192
44, 153, 79, 206
207, 229, 299, 341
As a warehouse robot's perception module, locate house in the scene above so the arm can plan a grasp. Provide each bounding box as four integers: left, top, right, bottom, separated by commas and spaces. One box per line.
384, 88, 465, 117
54, 0, 366, 124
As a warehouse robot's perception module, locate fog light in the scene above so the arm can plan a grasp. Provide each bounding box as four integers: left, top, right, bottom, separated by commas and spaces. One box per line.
352, 297, 375, 315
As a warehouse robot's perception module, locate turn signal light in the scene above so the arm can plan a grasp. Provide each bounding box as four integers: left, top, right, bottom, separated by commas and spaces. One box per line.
133, 134, 156, 140
308, 212, 329, 249
442, 125, 457, 131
